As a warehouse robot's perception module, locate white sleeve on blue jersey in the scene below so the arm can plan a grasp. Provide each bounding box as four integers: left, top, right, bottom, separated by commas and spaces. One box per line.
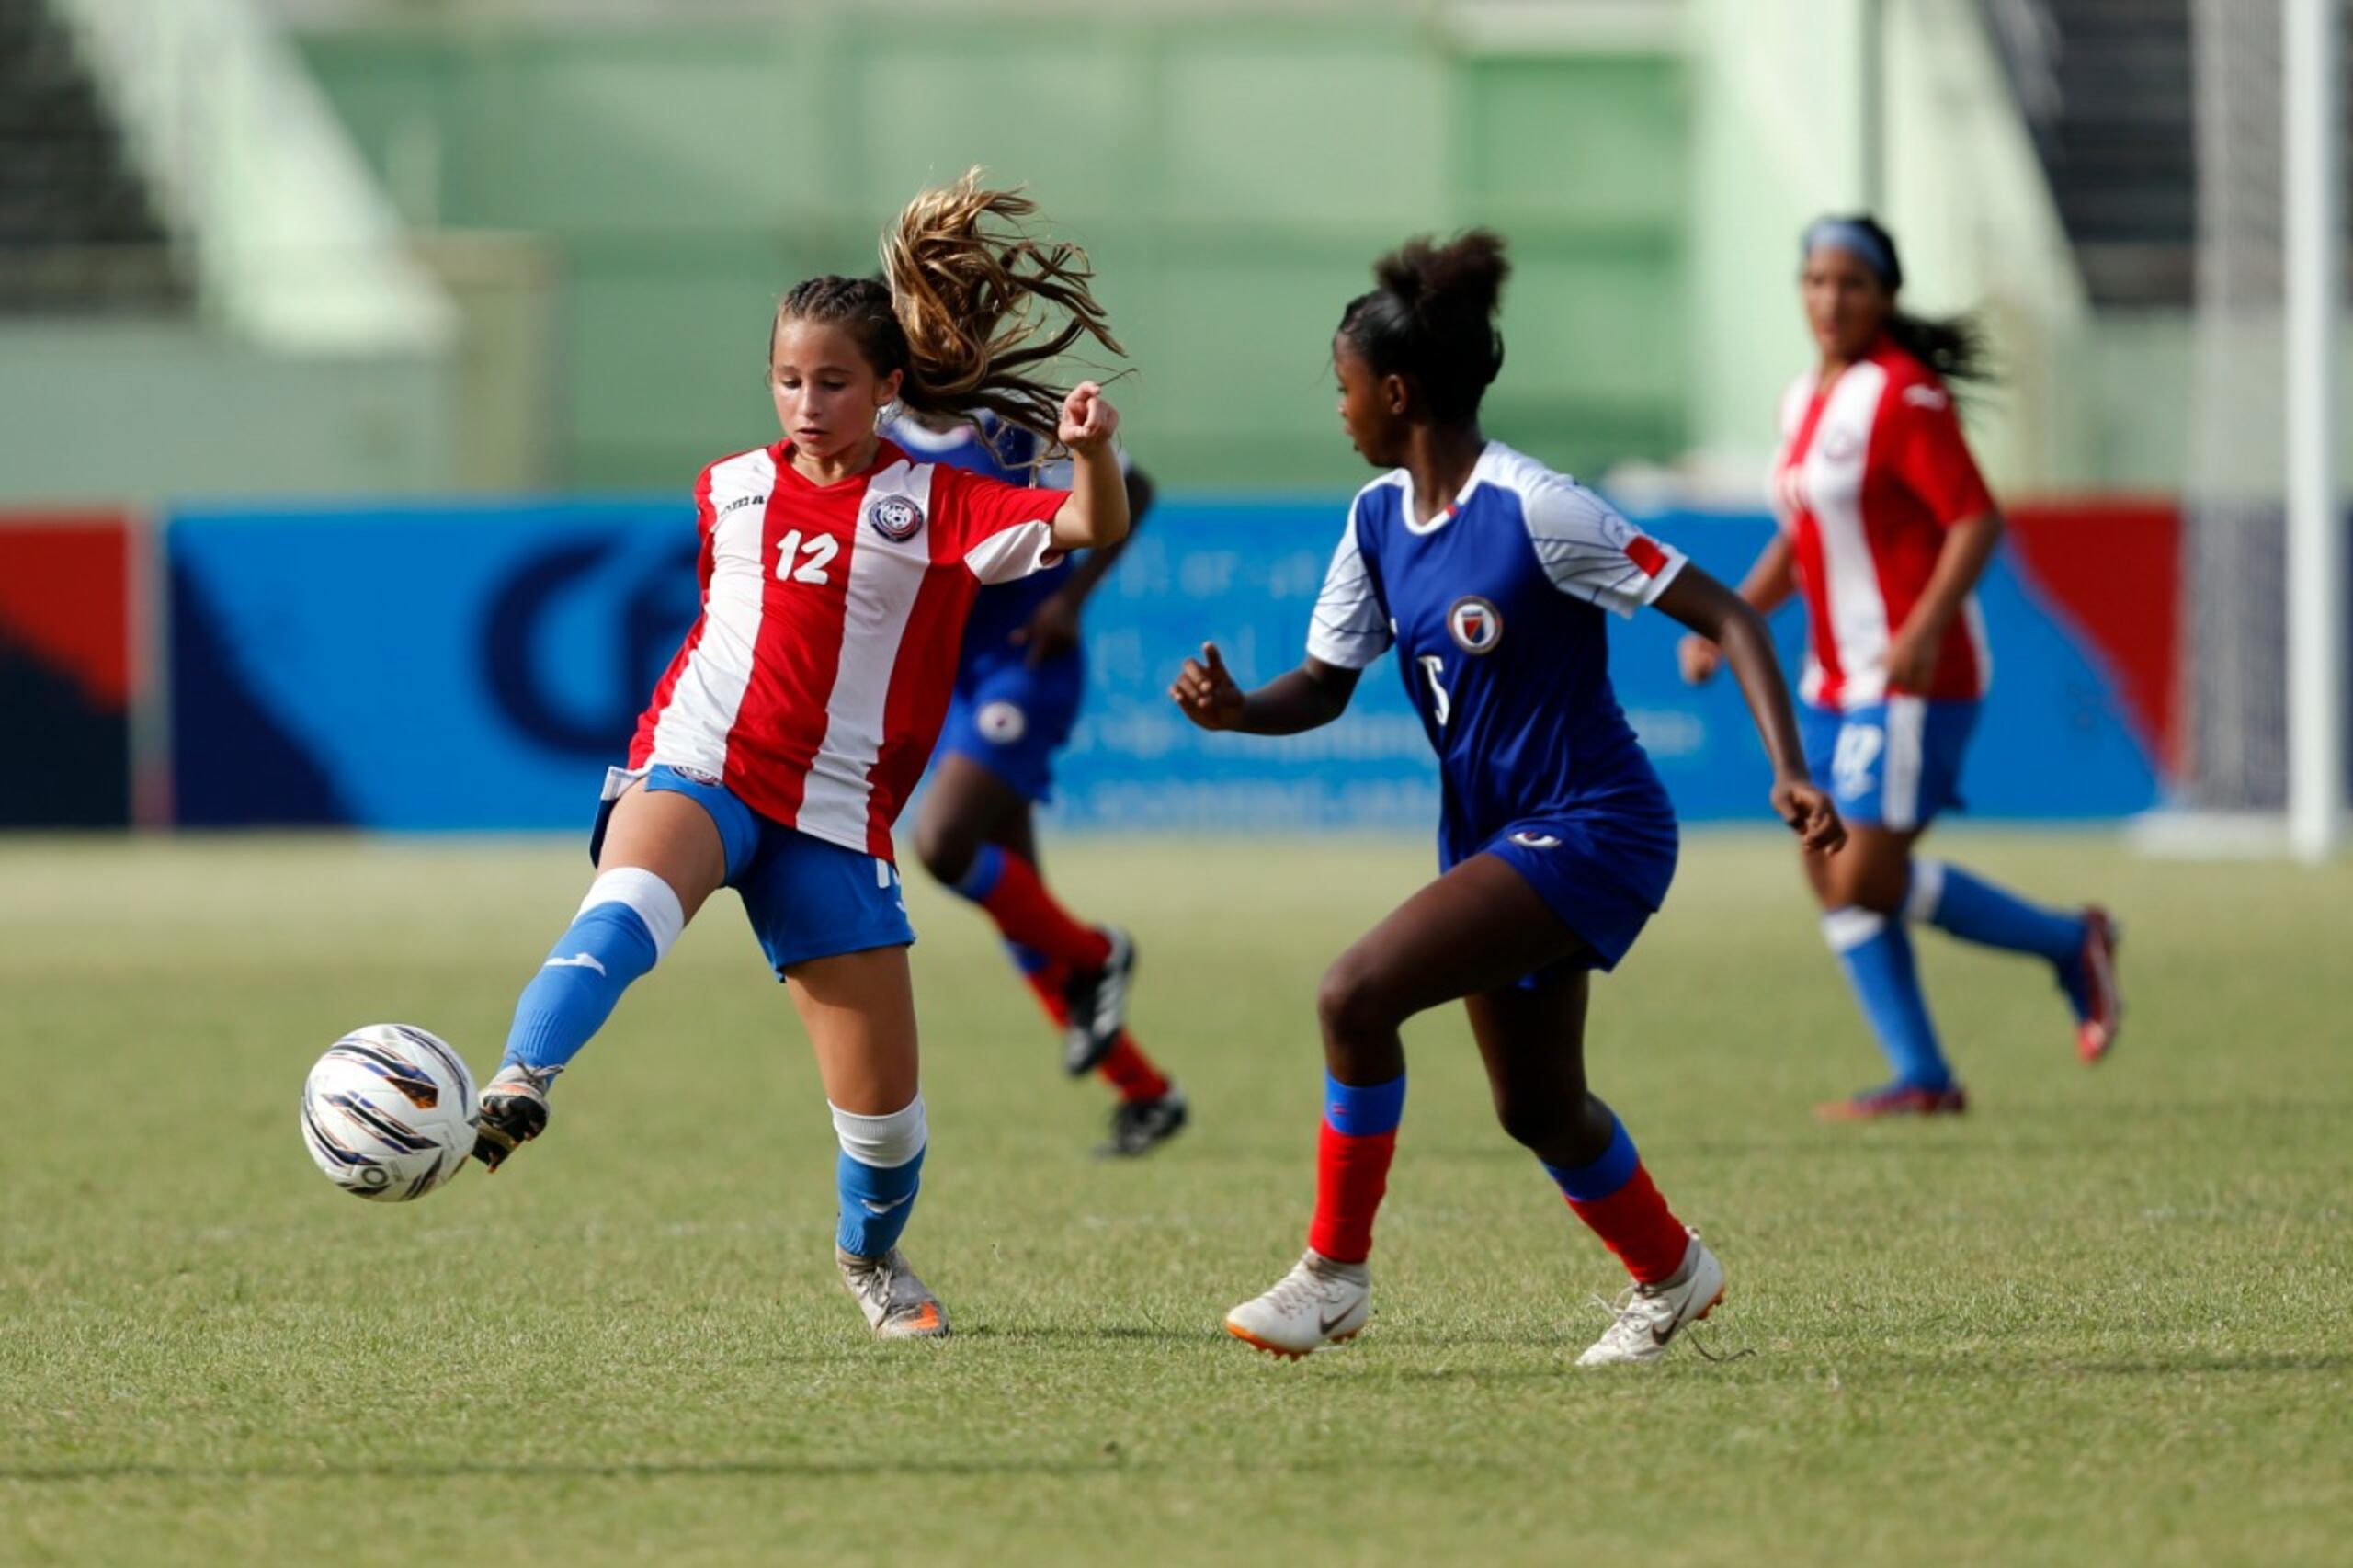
1304, 503, 1392, 669
1523, 476, 1686, 619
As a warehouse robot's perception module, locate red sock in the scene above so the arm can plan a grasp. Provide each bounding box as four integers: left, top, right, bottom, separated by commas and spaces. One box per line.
1097, 1036, 1171, 1103
1307, 1121, 1398, 1266
976, 853, 1111, 971
1019, 960, 1073, 1027
1565, 1165, 1690, 1284
1019, 960, 1169, 1104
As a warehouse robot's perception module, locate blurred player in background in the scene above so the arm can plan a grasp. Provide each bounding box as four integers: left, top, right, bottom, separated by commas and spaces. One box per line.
888, 407, 1187, 1157
1680, 216, 2122, 1119
470, 173, 1131, 1339
1174, 232, 1843, 1366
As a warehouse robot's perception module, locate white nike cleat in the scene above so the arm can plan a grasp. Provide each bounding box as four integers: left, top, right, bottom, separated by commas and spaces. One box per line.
1223, 1250, 1370, 1358
836, 1246, 950, 1340
1576, 1230, 1725, 1367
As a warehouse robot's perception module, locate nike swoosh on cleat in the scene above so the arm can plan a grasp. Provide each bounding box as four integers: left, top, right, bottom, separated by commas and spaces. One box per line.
1319, 1309, 1355, 1336
543, 952, 607, 975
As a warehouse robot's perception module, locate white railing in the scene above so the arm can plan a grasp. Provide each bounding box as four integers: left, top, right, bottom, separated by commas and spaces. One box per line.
50, 0, 454, 354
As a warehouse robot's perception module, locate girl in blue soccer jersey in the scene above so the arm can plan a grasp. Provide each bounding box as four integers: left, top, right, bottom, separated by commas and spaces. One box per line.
887, 408, 1188, 1157
1173, 231, 1843, 1365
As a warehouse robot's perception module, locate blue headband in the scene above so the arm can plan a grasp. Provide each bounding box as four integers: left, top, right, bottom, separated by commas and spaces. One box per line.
1802, 219, 1898, 288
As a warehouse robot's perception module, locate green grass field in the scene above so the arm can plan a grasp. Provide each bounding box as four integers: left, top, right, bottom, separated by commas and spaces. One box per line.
3, 832, 2347, 1564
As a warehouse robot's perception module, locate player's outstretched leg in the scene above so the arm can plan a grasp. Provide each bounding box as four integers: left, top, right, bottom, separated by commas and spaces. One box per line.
1467, 977, 1722, 1368
478, 788, 722, 1170
1908, 860, 2123, 1063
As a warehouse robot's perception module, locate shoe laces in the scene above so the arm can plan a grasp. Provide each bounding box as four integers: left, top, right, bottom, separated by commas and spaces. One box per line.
1265, 1260, 1337, 1317
487, 1063, 553, 1099
1587, 1280, 1676, 1349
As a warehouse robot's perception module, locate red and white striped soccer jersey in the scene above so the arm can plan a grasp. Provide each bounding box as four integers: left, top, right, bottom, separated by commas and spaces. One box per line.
1769, 337, 1997, 710
627, 439, 1067, 858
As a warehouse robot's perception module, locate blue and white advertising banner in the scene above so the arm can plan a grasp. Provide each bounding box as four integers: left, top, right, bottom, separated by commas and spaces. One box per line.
166, 499, 2159, 832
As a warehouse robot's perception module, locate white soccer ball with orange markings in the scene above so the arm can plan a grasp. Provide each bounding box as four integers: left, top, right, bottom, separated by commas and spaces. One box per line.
301, 1025, 479, 1201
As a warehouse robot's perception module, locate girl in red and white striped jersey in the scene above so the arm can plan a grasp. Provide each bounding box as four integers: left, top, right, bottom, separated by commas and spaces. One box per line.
1682, 216, 2121, 1119
472, 173, 1131, 1338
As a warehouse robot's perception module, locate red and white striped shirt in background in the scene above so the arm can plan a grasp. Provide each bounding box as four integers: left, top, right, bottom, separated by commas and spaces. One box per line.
1770, 336, 1997, 710
628, 439, 1067, 858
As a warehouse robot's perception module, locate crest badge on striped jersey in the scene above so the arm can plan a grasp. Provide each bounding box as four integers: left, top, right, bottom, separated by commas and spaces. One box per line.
1448, 596, 1504, 654
867, 494, 925, 542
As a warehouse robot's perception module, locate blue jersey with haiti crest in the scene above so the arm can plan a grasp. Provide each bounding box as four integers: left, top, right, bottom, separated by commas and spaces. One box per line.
1305, 442, 1687, 861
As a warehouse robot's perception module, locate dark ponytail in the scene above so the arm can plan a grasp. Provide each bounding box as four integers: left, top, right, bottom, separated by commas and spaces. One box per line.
1884, 309, 1995, 391
1337, 229, 1510, 423
1803, 213, 1995, 390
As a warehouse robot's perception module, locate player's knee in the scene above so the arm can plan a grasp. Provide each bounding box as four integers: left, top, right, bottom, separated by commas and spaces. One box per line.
1493, 1091, 1574, 1153
1316, 955, 1400, 1045
913, 818, 978, 887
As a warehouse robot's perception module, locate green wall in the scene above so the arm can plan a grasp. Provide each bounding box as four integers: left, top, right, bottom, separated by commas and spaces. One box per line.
298, 15, 1688, 494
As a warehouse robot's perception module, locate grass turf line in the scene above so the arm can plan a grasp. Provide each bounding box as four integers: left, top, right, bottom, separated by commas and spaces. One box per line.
1, 833, 2347, 1564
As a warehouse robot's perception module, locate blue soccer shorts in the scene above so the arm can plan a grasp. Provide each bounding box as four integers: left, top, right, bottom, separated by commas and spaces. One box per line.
936, 647, 1085, 804
1800, 698, 1980, 832
590, 765, 914, 975
1448, 790, 1680, 978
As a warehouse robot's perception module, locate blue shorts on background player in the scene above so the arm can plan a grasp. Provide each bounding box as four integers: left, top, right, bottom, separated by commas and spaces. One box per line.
886, 411, 1188, 1160
1175, 228, 1847, 1369
1684, 213, 2122, 1120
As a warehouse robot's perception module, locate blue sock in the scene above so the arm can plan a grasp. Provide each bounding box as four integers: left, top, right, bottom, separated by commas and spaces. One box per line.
502, 869, 679, 1075
950, 843, 1006, 903
1911, 860, 2086, 963
1539, 1112, 1638, 1202
835, 1146, 925, 1257
1824, 908, 1951, 1090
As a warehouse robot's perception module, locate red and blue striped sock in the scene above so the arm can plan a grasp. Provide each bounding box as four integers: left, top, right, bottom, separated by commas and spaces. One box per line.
1540, 1113, 1690, 1285
951, 845, 1111, 972
1307, 1071, 1405, 1266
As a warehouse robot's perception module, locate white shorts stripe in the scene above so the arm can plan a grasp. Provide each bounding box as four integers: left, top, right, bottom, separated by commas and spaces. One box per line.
1881, 696, 1927, 831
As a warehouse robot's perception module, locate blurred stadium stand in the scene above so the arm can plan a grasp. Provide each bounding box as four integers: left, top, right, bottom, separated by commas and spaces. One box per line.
0, 0, 187, 312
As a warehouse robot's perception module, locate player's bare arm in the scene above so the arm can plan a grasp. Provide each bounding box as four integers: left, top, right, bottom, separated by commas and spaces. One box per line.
1049, 382, 1130, 552
1170, 642, 1359, 734
1654, 566, 1846, 854
1679, 530, 1797, 685
1885, 509, 2003, 690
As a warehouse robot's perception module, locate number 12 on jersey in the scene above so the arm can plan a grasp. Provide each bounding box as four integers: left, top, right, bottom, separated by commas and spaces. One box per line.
776, 528, 837, 585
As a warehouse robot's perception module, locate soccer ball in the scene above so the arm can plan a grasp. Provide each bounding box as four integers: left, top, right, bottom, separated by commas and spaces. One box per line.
301, 1025, 479, 1201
